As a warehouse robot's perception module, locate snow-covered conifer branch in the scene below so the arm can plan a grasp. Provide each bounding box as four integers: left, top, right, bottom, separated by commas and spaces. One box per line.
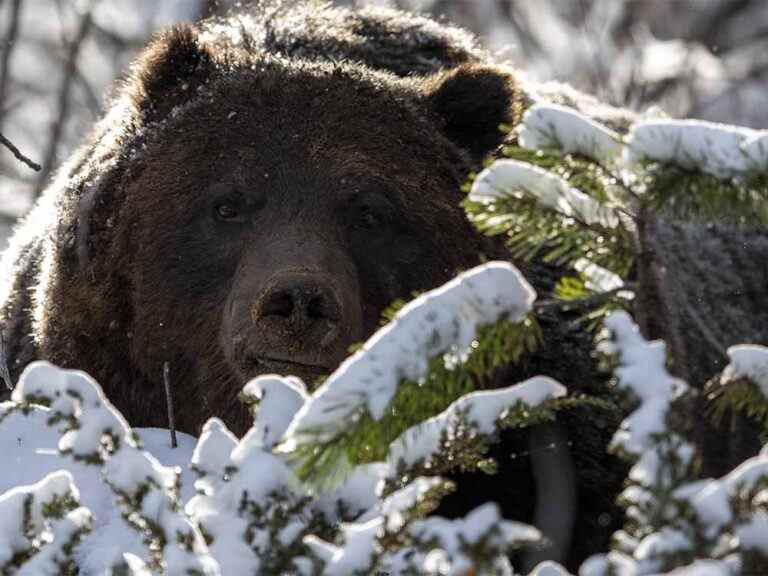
586, 312, 699, 573
278, 262, 542, 487
518, 104, 622, 164
707, 345, 768, 432
306, 486, 543, 575
473, 104, 768, 363
625, 120, 763, 179
585, 312, 768, 574
464, 184, 634, 278
187, 411, 324, 575
0, 470, 91, 574
598, 311, 691, 457
385, 376, 565, 482
469, 160, 620, 229
7, 362, 219, 575
722, 345, 768, 398
399, 503, 541, 575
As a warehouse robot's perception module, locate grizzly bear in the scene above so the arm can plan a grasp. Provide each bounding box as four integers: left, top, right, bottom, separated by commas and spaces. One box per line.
0, 2, 626, 569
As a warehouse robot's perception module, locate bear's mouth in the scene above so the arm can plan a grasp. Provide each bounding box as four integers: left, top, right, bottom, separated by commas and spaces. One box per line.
245, 355, 331, 380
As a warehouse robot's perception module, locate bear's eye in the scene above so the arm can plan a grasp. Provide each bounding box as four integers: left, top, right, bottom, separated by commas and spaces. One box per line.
357, 206, 381, 229
348, 190, 394, 232
213, 202, 244, 223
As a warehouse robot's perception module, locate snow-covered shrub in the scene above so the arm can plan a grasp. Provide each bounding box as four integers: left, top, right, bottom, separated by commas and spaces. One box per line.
1, 363, 219, 575
580, 313, 768, 575
467, 105, 768, 575
0, 470, 90, 575
466, 104, 768, 299
186, 379, 324, 575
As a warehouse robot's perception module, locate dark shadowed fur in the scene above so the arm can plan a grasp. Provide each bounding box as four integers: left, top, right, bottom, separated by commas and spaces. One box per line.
0, 1, 625, 569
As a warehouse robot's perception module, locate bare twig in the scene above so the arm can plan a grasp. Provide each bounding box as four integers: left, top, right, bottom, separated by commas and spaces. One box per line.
0, 329, 13, 391
74, 68, 102, 116
34, 1, 95, 197
163, 361, 178, 449
0, 0, 23, 129
0, 131, 40, 170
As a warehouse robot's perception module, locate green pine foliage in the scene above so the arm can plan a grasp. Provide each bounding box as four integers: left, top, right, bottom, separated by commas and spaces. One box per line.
641, 162, 768, 226
290, 313, 543, 485
463, 145, 636, 279
707, 376, 768, 441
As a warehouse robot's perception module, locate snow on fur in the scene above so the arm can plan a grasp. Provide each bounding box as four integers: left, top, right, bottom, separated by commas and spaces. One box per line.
280, 262, 536, 450
518, 103, 622, 162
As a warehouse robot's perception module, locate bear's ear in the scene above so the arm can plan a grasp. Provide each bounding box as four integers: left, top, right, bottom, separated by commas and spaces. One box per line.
422, 64, 517, 162
127, 23, 214, 123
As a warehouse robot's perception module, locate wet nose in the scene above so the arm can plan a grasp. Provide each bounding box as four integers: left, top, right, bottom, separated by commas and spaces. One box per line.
252, 273, 342, 336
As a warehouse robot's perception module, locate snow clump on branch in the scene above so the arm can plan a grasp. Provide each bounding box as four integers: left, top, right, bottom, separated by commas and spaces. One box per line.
7, 362, 220, 575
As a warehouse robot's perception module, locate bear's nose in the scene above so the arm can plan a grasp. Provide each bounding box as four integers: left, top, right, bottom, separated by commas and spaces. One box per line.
252, 273, 342, 338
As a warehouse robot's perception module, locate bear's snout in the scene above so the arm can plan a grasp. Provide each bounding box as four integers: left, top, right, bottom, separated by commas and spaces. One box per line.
227, 266, 362, 384
252, 272, 342, 346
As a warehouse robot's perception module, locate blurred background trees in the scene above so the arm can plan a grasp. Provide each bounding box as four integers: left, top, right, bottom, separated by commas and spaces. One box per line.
1, 0, 767, 247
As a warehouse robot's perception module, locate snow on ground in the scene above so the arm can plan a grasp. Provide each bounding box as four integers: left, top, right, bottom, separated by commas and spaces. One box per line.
0, 407, 197, 573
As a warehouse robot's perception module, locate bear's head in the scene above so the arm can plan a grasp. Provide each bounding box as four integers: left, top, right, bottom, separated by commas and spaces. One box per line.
55, 23, 518, 434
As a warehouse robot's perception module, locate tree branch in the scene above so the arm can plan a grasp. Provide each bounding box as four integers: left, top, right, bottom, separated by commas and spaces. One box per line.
0, 0, 23, 129
163, 361, 178, 449
33, 1, 95, 197
0, 131, 40, 170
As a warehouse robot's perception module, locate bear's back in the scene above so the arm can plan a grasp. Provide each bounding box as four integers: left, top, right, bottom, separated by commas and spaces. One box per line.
203, 1, 486, 77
